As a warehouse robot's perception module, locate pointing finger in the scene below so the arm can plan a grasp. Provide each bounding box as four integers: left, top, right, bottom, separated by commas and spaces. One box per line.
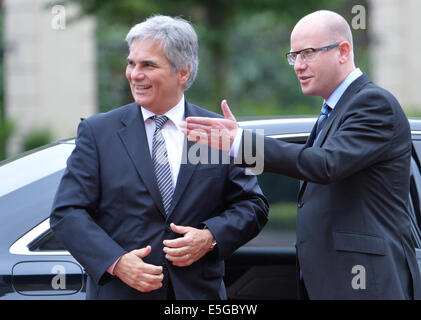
221, 99, 236, 121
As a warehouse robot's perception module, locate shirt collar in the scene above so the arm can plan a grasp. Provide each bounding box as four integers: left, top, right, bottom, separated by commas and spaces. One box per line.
141, 95, 185, 130
325, 68, 363, 109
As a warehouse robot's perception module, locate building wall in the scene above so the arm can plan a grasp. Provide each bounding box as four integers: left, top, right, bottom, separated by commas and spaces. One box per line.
370, 0, 421, 111
3, 0, 96, 155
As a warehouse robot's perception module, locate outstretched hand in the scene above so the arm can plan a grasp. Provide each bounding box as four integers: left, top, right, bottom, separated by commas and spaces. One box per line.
180, 100, 239, 151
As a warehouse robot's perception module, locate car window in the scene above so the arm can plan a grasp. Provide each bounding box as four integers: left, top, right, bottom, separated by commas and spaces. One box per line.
28, 229, 66, 252
411, 141, 421, 232
409, 143, 421, 247
412, 139, 421, 165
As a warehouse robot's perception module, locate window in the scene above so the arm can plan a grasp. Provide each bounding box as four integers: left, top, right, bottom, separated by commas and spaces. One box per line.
28, 229, 66, 252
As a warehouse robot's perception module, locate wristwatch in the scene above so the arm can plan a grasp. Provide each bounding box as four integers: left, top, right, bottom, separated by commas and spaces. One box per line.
209, 238, 217, 250
203, 225, 217, 250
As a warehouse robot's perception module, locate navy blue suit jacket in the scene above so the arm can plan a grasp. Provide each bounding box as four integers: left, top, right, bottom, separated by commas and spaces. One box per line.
240, 74, 421, 299
50, 101, 268, 299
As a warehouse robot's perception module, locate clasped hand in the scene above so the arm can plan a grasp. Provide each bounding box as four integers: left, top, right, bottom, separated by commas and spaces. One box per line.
114, 223, 215, 292
163, 223, 215, 267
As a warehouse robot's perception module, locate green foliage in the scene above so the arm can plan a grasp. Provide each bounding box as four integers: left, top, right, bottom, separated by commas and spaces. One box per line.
22, 128, 53, 152
0, 109, 15, 161
57, 0, 341, 115
0, 10, 10, 161
403, 107, 421, 118
265, 201, 297, 230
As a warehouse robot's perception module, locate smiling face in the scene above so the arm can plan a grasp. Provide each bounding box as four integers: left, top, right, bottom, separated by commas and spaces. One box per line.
126, 38, 190, 114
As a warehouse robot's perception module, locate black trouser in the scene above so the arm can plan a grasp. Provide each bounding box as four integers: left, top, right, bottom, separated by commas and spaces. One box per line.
296, 257, 309, 300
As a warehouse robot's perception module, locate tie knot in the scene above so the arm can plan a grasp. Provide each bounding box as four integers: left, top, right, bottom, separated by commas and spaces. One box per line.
152, 115, 169, 131
321, 103, 332, 117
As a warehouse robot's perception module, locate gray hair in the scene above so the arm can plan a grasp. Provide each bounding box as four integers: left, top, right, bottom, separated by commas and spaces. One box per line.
125, 15, 199, 91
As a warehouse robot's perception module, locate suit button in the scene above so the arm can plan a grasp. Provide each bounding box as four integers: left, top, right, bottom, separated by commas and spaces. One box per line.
165, 225, 172, 233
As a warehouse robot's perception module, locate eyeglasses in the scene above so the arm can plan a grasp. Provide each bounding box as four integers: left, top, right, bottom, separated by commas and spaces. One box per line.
286, 43, 340, 65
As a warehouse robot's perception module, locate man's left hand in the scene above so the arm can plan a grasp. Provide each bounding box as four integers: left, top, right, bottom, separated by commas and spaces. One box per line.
163, 223, 215, 267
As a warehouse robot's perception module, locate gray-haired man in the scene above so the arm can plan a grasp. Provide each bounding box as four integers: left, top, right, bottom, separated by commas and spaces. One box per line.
50, 15, 268, 300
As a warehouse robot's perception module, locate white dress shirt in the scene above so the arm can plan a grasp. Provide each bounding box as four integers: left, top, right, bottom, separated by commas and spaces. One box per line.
106, 96, 185, 275
141, 96, 185, 187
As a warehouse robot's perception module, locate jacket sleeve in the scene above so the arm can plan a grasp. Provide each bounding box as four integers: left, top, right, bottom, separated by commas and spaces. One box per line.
238, 89, 404, 185
201, 164, 269, 260
50, 119, 126, 285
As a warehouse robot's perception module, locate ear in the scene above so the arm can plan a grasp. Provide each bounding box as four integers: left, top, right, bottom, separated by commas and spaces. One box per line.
178, 67, 191, 86
338, 41, 352, 64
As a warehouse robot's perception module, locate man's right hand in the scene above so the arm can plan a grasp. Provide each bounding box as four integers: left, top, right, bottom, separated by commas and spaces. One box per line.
180, 99, 239, 151
114, 245, 164, 292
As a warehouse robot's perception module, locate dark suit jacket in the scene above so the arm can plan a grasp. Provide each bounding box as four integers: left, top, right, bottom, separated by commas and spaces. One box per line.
241, 74, 421, 299
50, 101, 268, 300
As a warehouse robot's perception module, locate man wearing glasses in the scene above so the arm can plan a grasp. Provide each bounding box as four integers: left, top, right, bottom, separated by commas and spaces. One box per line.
181, 10, 421, 299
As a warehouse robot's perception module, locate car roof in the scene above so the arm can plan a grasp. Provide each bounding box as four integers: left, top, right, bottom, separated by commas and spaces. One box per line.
409, 118, 421, 134
239, 117, 317, 136
0, 140, 76, 198
239, 116, 421, 136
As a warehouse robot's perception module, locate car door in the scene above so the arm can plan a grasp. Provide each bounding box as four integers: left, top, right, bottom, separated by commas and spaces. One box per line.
0, 143, 86, 299
8, 218, 85, 299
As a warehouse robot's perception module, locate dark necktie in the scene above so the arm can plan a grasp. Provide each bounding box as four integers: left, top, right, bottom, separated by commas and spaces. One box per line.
151, 115, 174, 214
314, 103, 332, 145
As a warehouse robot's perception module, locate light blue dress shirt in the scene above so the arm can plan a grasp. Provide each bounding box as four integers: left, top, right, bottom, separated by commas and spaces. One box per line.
324, 68, 362, 110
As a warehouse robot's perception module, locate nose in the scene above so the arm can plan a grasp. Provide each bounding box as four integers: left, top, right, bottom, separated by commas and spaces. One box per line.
294, 54, 307, 72
128, 65, 145, 82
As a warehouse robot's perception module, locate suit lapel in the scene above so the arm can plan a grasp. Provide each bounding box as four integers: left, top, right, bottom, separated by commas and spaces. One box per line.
298, 73, 371, 199
314, 109, 335, 148
305, 120, 318, 147
166, 101, 199, 217
117, 103, 166, 217
315, 74, 371, 148
298, 109, 320, 202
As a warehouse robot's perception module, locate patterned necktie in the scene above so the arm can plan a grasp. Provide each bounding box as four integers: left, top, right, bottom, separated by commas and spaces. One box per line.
314, 102, 332, 145
151, 115, 174, 214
